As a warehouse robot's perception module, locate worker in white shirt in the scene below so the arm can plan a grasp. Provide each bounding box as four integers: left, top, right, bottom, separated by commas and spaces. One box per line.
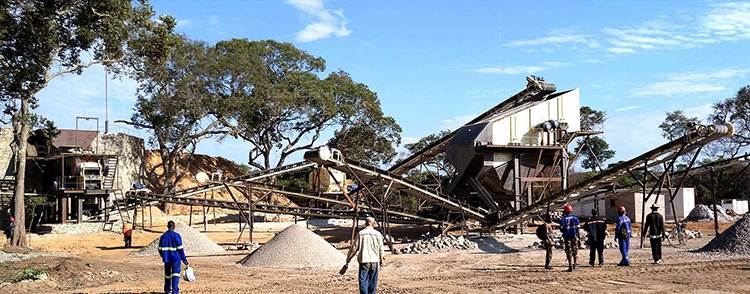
345, 216, 385, 294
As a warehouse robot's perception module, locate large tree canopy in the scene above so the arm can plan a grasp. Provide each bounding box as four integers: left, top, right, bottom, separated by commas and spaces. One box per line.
123, 37, 219, 194
659, 110, 700, 141
0, 0, 174, 248
214, 39, 400, 169
709, 85, 750, 157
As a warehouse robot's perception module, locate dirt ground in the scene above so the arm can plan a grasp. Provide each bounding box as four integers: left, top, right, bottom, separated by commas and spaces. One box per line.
1, 219, 749, 294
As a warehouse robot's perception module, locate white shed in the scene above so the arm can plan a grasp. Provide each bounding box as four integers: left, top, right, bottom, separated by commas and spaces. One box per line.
665, 188, 696, 220
721, 199, 748, 215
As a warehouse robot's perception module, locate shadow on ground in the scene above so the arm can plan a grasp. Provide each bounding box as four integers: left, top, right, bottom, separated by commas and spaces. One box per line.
472, 237, 521, 254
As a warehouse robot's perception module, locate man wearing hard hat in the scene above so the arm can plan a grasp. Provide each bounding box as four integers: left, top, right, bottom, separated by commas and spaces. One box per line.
560, 204, 580, 272
4, 217, 14, 245
615, 206, 632, 266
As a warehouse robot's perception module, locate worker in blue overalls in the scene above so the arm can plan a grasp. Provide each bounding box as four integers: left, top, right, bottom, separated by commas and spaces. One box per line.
615, 206, 632, 266
158, 221, 189, 294
560, 204, 581, 272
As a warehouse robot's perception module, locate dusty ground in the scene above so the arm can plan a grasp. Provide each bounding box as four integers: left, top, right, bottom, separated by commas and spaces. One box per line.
1, 220, 748, 294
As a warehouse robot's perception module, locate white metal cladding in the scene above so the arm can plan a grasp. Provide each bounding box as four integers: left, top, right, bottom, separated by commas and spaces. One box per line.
490, 88, 580, 146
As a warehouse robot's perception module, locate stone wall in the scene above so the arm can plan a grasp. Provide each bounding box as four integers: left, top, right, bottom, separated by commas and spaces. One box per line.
91, 133, 146, 191
0, 127, 15, 181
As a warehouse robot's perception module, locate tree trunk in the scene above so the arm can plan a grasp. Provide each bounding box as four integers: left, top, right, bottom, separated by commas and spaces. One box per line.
11, 98, 30, 248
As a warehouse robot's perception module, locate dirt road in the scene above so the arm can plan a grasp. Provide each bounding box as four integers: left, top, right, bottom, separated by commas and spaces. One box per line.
1, 221, 748, 293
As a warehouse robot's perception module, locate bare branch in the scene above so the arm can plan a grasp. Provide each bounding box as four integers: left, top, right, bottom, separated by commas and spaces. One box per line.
114, 120, 154, 129
46, 54, 125, 82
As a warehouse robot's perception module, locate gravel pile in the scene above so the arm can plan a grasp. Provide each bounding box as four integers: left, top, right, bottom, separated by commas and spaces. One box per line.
399, 233, 478, 254
685, 204, 737, 222
136, 223, 224, 256
700, 216, 750, 254
238, 224, 345, 268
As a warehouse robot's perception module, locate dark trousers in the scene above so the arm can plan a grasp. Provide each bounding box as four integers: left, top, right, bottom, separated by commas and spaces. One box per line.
542, 241, 553, 267
589, 239, 604, 266
124, 235, 132, 248
650, 237, 662, 262
358, 262, 379, 294
164, 261, 181, 294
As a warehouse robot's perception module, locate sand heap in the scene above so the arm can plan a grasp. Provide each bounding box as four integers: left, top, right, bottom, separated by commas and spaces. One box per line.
136, 223, 224, 256
238, 224, 345, 268
700, 216, 750, 254
684, 204, 736, 222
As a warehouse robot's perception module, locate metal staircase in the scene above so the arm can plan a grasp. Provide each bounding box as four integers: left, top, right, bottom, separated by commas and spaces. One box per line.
102, 157, 118, 190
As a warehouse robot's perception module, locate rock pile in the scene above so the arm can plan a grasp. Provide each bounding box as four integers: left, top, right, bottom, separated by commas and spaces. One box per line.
685, 204, 737, 222
136, 223, 224, 256
399, 233, 478, 254
700, 216, 750, 254
238, 224, 345, 268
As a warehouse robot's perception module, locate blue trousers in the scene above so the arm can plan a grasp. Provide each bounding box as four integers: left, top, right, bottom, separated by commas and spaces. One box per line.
358, 262, 379, 294
618, 239, 630, 265
164, 261, 181, 294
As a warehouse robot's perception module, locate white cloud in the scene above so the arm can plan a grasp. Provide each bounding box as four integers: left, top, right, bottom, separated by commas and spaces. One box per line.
632, 68, 750, 98
631, 81, 725, 97
176, 19, 193, 28
209, 16, 220, 25
442, 114, 476, 131
700, 2, 750, 41
470, 65, 549, 75
469, 61, 568, 75
607, 47, 636, 54
614, 106, 640, 112
285, 0, 351, 42
683, 104, 714, 121
402, 137, 420, 145
582, 59, 602, 64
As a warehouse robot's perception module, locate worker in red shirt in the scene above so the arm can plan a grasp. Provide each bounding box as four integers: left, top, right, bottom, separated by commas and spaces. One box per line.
123, 221, 133, 248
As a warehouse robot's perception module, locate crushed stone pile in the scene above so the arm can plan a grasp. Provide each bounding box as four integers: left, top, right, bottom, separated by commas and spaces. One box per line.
399, 233, 478, 254
684, 204, 737, 222
238, 224, 345, 268
700, 216, 750, 254
136, 223, 224, 256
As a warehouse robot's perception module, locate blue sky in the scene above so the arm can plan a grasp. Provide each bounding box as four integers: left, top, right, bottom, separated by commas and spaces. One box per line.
34, 0, 750, 170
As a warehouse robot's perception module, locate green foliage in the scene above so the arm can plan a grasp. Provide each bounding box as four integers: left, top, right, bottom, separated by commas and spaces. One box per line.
709, 85, 750, 157
213, 39, 400, 170
580, 106, 606, 131
403, 130, 455, 176
659, 110, 700, 141
575, 136, 615, 172
14, 266, 46, 282
275, 167, 314, 190
128, 37, 217, 192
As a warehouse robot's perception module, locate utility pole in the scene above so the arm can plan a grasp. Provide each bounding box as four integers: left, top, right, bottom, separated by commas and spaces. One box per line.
105, 67, 109, 134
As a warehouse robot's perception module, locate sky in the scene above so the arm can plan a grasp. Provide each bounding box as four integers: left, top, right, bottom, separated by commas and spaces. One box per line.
31, 0, 750, 170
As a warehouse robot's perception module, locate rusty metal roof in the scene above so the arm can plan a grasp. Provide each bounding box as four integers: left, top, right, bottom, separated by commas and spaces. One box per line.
52, 129, 99, 149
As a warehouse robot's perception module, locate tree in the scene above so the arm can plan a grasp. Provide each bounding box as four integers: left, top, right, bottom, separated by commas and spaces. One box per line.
403, 130, 455, 176
580, 106, 606, 131
215, 39, 398, 170
575, 136, 615, 172
574, 106, 614, 172
659, 110, 700, 141
709, 85, 750, 157
0, 0, 174, 247
120, 37, 221, 194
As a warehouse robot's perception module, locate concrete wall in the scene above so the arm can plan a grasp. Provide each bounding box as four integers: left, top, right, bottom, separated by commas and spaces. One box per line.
665, 188, 695, 220
91, 132, 146, 191
606, 192, 666, 223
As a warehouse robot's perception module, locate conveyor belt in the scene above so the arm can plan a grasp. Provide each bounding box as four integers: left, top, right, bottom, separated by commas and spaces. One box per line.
486, 124, 734, 230
308, 154, 488, 221
126, 191, 437, 224
168, 161, 316, 198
